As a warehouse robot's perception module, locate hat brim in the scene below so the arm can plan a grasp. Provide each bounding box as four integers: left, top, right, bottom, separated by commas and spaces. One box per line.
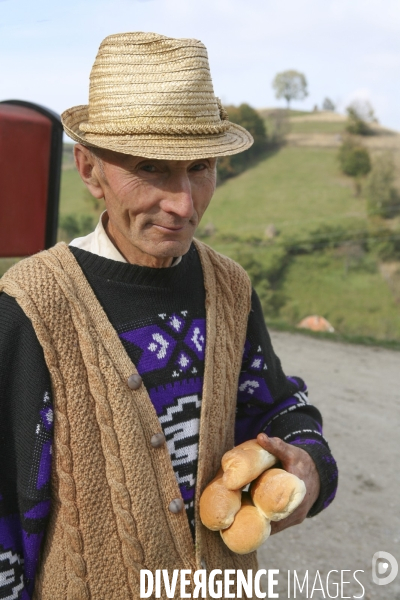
61, 105, 254, 160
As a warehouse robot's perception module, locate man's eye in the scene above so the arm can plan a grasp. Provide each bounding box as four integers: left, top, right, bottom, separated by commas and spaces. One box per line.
191, 163, 207, 171
140, 164, 157, 173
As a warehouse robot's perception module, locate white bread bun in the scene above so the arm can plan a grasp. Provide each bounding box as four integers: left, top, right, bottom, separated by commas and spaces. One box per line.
250, 468, 306, 521
199, 469, 242, 531
220, 493, 271, 554
221, 439, 277, 490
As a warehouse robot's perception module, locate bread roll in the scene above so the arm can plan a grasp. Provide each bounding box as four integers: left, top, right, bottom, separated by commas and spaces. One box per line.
221, 439, 277, 490
250, 468, 306, 521
220, 493, 271, 554
199, 469, 242, 530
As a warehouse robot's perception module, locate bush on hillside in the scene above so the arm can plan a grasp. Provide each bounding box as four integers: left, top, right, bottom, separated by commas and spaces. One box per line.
367, 225, 400, 261
366, 153, 400, 219
217, 104, 268, 182
285, 220, 400, 263
338, 138, 371, 195
225, 243, 288, 316
338, 138, 371, 177
345, 101, 376, 136
346, 108, 371, 136
281, 222, 369, 255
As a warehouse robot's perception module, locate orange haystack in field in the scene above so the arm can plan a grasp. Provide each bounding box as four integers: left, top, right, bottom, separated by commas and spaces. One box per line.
297, 315, 334, 333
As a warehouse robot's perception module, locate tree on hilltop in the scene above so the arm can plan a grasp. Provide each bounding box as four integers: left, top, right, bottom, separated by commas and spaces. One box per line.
272, 70, 308, 109
322, 97, 336, 111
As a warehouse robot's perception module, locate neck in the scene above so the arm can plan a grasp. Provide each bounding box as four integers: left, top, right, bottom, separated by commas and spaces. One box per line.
104, 217, 174, 268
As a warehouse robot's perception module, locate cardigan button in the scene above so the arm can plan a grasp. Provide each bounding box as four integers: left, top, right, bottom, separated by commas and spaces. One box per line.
150, 433, 165, 448
168, 498, 184, 513
127, 374, 142, 390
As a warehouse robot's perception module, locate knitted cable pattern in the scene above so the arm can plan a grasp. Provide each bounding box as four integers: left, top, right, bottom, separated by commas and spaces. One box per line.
0, 278, 90, 600
38, 250, 145, 591
209, 252, 238, 390
204, 244, 252, 422
193, 241, 254, 580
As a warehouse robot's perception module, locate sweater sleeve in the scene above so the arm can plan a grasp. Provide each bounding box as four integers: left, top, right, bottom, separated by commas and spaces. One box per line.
0, 293, 53, 600
234, 289, 338, 517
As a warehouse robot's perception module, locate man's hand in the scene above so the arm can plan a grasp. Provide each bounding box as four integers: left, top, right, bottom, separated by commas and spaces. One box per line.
256, 433, 320, 535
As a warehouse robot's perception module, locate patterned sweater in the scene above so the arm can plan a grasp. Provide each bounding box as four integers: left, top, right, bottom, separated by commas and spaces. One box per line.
0, 243, 338, 600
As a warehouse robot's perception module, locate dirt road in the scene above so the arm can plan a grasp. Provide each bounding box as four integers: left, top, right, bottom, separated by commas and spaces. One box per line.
257, 331, 400, 599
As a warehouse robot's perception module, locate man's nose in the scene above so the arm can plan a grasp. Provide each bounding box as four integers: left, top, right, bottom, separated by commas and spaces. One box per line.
161, 173, 194, 218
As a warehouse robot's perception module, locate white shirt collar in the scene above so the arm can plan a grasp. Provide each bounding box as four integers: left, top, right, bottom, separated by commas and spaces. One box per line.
70, 211, 182, 266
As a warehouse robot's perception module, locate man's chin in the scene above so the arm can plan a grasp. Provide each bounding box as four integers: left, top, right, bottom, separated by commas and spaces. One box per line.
143, 237, 193, 260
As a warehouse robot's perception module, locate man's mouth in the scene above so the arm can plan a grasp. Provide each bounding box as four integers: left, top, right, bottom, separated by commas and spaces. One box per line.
152, 223, 187, 232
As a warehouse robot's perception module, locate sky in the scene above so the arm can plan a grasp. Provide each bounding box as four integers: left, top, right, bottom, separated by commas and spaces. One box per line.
1, 0, 400, 133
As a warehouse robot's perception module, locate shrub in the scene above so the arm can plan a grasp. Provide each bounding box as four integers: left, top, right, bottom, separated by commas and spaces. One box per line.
366, 153, 400, 219
217, 103, 268, 182
345, 101, 375, 136
281, 222, 369, 255
338, 138, 371, 195
227, 244, 289, 316
346, 108, 372, 136
367, 227, 400, 261
338, 138, 371, 177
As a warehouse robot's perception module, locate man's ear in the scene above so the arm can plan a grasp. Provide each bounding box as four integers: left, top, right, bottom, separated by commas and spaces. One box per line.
74, 144, 105, 199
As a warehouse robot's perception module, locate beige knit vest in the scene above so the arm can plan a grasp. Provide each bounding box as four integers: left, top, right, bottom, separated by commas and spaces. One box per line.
0, 240, 258, 600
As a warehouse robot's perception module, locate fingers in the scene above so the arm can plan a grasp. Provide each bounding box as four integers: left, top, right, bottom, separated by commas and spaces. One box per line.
270, 506, 307, 535
255, 433, 321, 535
256, 432, 297, 468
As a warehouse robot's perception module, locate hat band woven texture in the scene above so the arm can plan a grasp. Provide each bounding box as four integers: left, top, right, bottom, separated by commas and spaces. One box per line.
79, 120, 231, 135
79, 97, 230, 136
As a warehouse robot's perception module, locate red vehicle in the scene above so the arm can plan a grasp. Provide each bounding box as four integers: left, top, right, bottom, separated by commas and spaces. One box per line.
0, 100, 63, 257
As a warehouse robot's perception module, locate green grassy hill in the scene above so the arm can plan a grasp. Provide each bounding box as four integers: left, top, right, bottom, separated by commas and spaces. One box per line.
276, 253, 400, 340
206, 146, 362, 238
289, 120, 345, 135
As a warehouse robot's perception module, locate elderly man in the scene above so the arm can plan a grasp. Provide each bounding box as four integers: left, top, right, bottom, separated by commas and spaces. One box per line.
0, 32, 337, 599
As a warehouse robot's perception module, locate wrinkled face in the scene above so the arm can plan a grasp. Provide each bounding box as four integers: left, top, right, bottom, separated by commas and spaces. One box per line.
75, 145, 217, 267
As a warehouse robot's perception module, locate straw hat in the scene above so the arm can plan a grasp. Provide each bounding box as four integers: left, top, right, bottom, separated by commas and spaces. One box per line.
61, 32, 253, 160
